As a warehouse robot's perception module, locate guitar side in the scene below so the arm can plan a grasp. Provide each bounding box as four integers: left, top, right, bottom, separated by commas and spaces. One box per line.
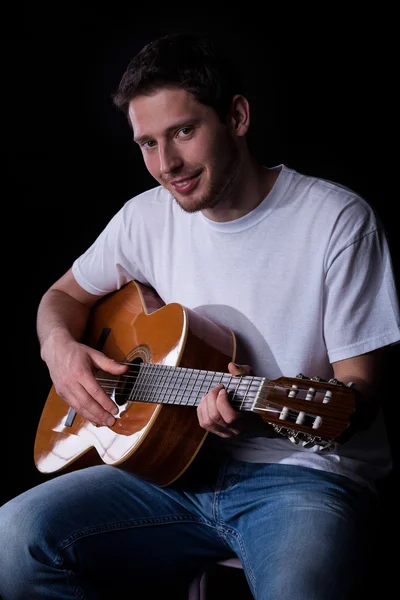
34, 281, 236, 487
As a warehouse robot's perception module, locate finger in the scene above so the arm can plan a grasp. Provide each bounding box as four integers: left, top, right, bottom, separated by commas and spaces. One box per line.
198, 402, 233, 437
197, 385, 226, 426
59, 382, 117, 427
197, 406, 238, 437
52, 347, 126, 426
215, 388, 243, 433
197, 387, 242, 436
61, 367, 119, 424
197, 385, 224, 431
83, 373, 120, 417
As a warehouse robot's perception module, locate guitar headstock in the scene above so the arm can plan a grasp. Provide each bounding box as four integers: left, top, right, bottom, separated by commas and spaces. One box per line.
253, 373, 357, 448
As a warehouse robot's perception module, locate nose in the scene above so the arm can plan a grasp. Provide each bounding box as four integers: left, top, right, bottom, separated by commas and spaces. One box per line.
159, 142, 183, 175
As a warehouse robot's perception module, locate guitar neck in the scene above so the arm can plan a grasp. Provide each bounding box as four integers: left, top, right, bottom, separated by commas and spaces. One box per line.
102, 363, 266, 412
97, 362, 356, 447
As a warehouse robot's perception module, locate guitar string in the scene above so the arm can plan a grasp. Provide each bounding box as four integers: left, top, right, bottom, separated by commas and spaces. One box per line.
94, 372, 335, 399
64, 364, 342, 428
72, 360, 348, 422
97, 374, 265, 401
92, 375, 338, 413
99, 380, 259, 409
95, 361, 338, 391
96, 368, 263, 410
95, 363, 265, 406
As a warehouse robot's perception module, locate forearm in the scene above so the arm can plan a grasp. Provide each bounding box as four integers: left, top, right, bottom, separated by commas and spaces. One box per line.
37, 288, 91, 362
332, 348, 386, 431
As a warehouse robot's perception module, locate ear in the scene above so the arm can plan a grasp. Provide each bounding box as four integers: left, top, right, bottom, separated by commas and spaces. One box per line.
228, 94, 250, 137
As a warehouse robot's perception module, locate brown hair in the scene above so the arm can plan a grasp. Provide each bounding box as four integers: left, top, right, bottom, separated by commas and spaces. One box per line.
112, 32, 245, 123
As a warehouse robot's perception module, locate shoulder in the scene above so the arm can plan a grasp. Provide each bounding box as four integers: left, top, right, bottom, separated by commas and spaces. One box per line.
118, 184, 193, 225
283, 165, 379, 233
122, 185, 174, 213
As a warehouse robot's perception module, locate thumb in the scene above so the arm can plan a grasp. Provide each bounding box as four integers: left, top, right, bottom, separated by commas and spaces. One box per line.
90, 349, 129, 374
228, 362, 253, 376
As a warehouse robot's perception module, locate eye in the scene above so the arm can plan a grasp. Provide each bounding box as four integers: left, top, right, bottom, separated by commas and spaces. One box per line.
177, 127, 193, 138
142, 140, 156, 149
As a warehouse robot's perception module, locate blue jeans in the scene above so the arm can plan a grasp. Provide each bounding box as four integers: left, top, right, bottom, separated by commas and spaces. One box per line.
0, 457, 377, 599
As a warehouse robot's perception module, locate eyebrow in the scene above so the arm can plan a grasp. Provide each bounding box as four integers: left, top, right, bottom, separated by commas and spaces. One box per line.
133, 118, 201, 145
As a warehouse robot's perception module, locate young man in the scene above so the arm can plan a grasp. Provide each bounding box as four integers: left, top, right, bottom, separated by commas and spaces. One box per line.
0, 33, 399, 599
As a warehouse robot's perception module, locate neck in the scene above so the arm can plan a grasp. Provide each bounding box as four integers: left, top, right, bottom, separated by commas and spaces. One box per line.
202, 155, 280, 223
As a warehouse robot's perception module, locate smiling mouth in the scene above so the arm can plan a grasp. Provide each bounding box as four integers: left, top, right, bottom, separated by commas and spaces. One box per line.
169, 172, 201, 194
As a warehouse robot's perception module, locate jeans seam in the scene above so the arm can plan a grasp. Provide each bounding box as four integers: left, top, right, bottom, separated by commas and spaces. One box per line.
213, 457, 242, 525
67, 570, 86, 600
212, 460, 256, 594
57, 513, 213, 555
218, 525, 256, 595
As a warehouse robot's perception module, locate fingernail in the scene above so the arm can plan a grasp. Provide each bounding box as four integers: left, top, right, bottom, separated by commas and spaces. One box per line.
106, 416, 115, 427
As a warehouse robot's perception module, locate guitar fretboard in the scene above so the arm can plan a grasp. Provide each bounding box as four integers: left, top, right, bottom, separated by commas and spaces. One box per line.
126, 363, 266, 411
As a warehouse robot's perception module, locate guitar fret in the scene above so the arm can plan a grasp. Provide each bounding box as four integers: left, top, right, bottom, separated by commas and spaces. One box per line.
150, 363, 172, 404
130, 363, 162, 403
232, 377, 255, 410
162, 367, 179, 404
128, 365, 142, 402
178, 368, 195, 405
129, 363, 263, 409
165, 368, 209, 406
130, 363, 148, 402
142, 364, 155, 404
187, 368, 201, 405
228, 376, 244, 407
200, 370, 214, 401
164, 365, 182, 405
184, 371, 227, 406
178, 368, 196, 405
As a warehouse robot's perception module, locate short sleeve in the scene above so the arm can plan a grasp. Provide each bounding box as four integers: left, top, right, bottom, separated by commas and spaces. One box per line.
324, 226, 400, 363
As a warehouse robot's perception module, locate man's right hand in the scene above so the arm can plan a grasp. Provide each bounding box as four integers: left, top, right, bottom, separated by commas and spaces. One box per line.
42, 334, 128, 427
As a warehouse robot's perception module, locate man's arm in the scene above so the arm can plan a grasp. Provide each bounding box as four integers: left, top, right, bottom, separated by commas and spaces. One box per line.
37, 268, 128, 426
37, 268, 101, 354
197, 348, 388, 439
332, 347, 387, 431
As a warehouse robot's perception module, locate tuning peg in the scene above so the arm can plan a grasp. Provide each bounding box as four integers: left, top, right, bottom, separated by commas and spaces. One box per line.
311, 376, 326, 382
328, 378, 344, 386
302, 440, 316, 448
295, 373, 309, 379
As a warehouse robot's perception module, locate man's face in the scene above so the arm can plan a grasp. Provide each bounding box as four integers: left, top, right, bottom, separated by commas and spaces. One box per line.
128, 87, 241, 213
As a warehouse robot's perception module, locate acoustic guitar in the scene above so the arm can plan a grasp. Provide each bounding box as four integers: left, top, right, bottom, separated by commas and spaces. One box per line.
34, 280, 356, 487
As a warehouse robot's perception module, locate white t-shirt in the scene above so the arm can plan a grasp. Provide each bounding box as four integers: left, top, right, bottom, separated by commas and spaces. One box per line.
72, 164, 400, 492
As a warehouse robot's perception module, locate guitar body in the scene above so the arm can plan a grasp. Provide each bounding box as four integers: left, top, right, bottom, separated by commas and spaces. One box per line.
34, 281, 236, 486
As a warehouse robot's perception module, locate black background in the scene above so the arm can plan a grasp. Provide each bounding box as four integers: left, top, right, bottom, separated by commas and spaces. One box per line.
4, 4, 399, 596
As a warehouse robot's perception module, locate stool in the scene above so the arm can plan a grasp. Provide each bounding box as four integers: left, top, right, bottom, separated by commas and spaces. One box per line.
188, 557, 247, 600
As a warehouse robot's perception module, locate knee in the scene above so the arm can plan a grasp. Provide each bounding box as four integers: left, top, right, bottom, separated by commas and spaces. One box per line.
0, 490, 54, 564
